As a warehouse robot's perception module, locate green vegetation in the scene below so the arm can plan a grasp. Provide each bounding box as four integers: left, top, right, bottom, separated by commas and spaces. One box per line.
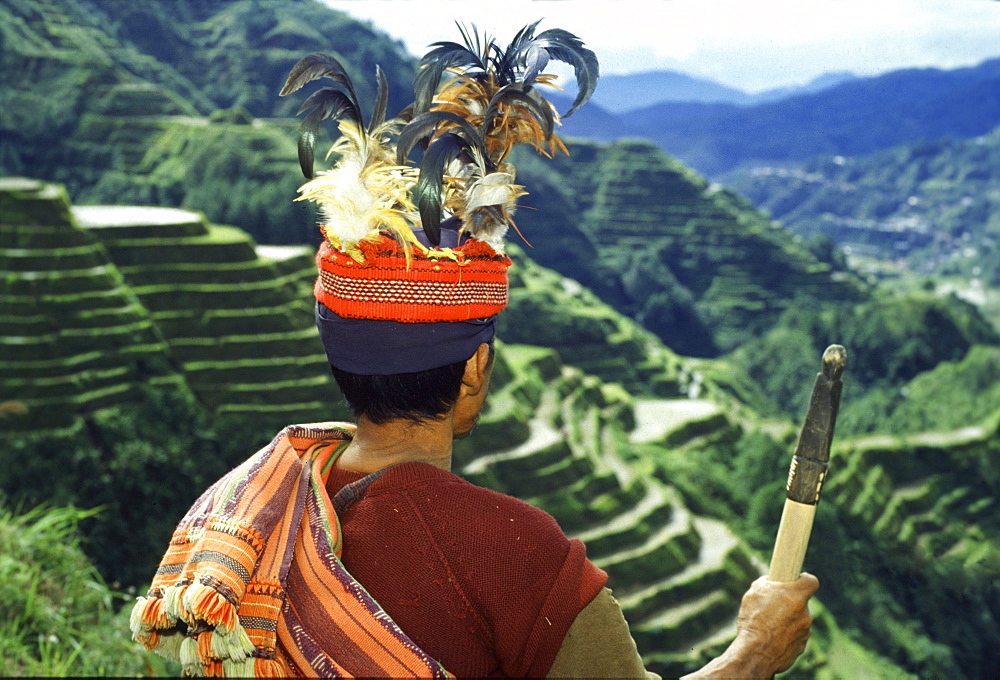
729, 289, 1000, 420
839, 344, 1000, 435
78, 119, 317, 244
3, 0, 999, 676
1, 0, 415, 240
515, 138, 870, 357
724, 126, 1000, 286
500, 243, 687, 398
0, 503, 172, 676
820, 415, 1000, 680
3, 382, 231, 588
0, 179, 345, 588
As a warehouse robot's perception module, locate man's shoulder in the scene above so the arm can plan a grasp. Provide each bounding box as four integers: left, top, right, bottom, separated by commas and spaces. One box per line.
372, 463, 570, 555
379, 463, 559, 522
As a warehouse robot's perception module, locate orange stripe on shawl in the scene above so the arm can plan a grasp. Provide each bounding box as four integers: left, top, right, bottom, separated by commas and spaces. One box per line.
130, 422, 452, 678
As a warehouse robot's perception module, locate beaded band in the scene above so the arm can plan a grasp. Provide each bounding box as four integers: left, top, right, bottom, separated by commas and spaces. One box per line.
314, 234, 511, 323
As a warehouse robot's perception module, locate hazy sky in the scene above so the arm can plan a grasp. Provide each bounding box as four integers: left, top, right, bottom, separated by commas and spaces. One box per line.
321, 0, 1000, 92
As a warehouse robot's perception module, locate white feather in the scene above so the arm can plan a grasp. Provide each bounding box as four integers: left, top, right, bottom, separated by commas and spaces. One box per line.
298, 139, 416, 247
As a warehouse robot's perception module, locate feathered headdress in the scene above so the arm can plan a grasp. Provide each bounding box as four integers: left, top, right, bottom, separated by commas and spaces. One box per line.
280, 20, 599, 256
279, 22, 598, 375
279, 56, 421, 261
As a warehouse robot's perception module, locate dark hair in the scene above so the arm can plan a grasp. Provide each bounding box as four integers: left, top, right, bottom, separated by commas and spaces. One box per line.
330, 343, 494, 425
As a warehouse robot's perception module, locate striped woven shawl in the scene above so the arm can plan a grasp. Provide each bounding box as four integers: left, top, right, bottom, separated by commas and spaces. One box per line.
130, 423, 451, 678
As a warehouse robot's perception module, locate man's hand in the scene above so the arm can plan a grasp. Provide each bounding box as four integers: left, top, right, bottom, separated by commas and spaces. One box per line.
682, 573, 819, 679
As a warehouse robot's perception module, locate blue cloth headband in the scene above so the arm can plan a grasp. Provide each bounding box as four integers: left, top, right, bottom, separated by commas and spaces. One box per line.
315, 301, 496, 375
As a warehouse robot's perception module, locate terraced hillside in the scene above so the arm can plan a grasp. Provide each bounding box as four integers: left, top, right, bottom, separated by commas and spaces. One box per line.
518, 140, 866, 356
831, 417, 1000, 570
496, 242, 786, 423
456, 344, 911, 677
500, 244, 688, 398
0, 178, 178, 430
821, 415, 1000, 678
72, 204, 340, 425
456, 345, 752, 675
1, 179, 240, 583
1, 0, 414, 239
723, 125, 1000, 284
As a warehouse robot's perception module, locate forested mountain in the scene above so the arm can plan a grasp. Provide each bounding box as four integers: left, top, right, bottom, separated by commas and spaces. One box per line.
560, 58, 1000, 176
723, 126, 1000, 285
0, 0, 414, 216
512, 138, 869, 355
3, 1, 999, 677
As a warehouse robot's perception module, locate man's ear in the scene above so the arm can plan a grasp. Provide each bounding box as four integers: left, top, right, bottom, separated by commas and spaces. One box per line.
462, 342, 492, 394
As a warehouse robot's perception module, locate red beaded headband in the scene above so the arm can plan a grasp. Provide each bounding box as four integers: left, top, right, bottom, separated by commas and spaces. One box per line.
314, 233, 511, 324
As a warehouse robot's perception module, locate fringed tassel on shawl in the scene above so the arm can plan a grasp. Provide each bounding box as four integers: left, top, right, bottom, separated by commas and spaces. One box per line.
210, 623, 255, 659
222, 657, 256, 677
163, 583, 192, 624
184, 582, 239, 632
129, 579, 258, 678
156, 633, 184, 663
179, 636, 201, 667
254, 657, 289, 678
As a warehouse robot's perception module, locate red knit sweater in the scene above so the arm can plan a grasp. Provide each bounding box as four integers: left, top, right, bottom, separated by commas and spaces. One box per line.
325, 462, 608, 678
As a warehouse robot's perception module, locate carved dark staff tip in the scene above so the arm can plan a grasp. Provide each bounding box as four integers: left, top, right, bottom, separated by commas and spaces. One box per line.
822, 344, 847, 382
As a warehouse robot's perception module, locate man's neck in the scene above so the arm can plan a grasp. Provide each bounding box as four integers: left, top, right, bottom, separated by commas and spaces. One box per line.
336, 415, 455, 474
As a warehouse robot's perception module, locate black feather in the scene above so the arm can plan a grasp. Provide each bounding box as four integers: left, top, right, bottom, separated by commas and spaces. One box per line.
396, 111, 486, 166
295, 88, 359, 179
397, 102, 415, 124
413, 34, 491, 115
279, 53, 360, 107
526, 29, 599, 116
368, 65, 389, 134
497, 20, 544, 83
296, 108, 323, 180
414, 133, 473, 245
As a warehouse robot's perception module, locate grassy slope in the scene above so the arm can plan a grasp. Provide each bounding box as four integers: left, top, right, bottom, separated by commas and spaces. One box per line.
0, 503, 174, 676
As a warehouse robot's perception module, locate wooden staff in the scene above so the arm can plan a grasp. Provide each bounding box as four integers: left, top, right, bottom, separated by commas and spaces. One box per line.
768, 344, 847, 582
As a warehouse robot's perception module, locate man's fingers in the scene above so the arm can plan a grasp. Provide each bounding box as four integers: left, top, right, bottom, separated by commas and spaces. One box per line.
761, 571, 819, 590
798, 572, 820, 594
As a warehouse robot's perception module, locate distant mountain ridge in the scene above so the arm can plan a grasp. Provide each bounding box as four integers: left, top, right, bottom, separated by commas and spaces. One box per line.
560, 58, 1000, 176
588, 70, 858, 112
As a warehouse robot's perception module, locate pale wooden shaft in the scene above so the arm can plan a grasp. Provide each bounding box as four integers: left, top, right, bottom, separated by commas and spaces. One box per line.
768, 499, 817, 582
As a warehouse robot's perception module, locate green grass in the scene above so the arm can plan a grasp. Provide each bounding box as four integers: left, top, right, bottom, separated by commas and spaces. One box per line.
0, 503, 176, 677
